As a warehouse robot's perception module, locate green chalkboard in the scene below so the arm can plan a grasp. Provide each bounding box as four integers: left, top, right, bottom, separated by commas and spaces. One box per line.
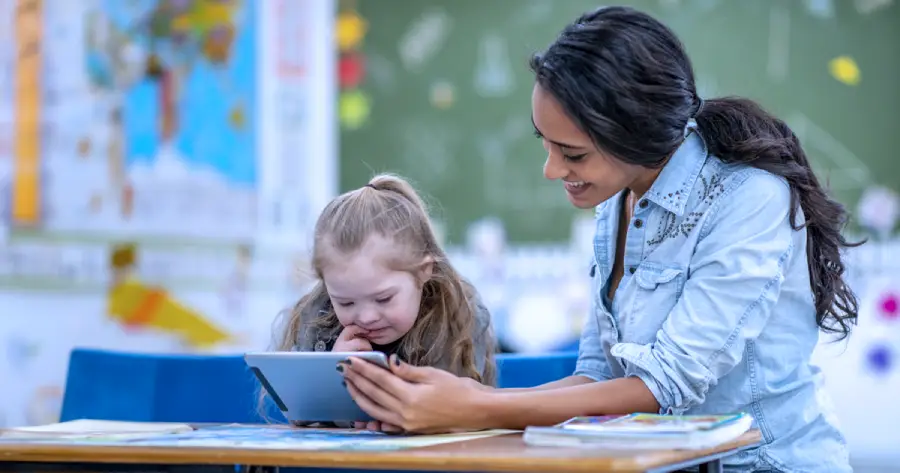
339, 0, 899, 244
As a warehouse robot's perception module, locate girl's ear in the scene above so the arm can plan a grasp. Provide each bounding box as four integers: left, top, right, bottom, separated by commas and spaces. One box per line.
418, 256, 434, 283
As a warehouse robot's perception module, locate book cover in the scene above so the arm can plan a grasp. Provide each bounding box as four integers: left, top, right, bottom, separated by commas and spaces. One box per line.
561, 413, 748, 434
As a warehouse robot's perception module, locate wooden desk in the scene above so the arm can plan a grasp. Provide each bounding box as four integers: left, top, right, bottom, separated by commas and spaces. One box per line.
0, 429, 761, 473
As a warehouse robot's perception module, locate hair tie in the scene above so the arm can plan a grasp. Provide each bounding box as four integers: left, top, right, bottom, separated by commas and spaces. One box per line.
694, 98, 705, 118
364, 183, 377, 190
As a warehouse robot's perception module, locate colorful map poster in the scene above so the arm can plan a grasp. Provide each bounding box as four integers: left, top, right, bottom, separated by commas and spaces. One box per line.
39, 0, 257, 241
0, 0, 336, 429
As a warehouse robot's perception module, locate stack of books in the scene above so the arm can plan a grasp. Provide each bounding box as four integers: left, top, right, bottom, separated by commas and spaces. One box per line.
523, 413, 753, 450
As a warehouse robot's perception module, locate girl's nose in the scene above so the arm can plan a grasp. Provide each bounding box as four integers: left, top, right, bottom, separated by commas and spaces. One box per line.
354, 306, 380, 326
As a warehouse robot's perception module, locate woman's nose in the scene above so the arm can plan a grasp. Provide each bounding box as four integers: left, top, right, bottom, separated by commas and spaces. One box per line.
543, 151, 568, 180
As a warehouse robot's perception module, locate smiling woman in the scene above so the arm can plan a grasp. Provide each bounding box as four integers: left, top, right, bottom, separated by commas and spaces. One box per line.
340, 6, 860, 473
530, 85, 657, 210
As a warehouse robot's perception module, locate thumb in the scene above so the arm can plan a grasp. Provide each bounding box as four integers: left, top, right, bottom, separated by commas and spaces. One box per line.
388, 354, 434, 383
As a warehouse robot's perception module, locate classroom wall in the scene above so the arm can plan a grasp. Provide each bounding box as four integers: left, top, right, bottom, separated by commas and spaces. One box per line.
0, 0, 337, 427
1, 0, 899, 470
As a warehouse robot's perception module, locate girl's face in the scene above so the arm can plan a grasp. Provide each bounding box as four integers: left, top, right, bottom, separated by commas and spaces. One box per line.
531, 83, 658, 208
322, 235, 432, 345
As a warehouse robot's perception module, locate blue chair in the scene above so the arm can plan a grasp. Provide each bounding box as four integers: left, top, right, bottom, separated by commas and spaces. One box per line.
61, 349, 274, 424
61, 348, 578, 472
61, 348, 579, 423
495, 352, 577, 388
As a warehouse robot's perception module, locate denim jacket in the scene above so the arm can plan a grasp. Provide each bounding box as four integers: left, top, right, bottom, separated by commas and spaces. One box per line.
575, 123, 852, 472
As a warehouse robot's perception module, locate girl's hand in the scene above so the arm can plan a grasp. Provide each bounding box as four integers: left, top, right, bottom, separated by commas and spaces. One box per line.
332, 325, 373, 352
352, 420, 404, 433
342, 355, 490, 434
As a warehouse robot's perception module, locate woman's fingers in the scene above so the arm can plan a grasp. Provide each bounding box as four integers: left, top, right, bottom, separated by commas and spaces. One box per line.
345, 357, 412, 401
342, 362, 403, 412
344, 379, 404, 427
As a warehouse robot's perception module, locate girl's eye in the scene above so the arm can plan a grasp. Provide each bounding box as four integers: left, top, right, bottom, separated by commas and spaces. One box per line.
376, 296, 393, 304
337, 302, 354, 308
564, 153, 587, 162
532, 129, 542, 139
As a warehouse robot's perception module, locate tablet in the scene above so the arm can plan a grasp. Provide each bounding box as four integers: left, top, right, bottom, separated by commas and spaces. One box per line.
244, 351, 390, 423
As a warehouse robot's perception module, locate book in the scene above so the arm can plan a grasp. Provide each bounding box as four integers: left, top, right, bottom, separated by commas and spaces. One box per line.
523, 412, 753, 450
0, 419, 194, 440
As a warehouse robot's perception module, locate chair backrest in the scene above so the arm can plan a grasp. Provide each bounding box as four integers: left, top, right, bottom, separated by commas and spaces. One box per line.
60, 348, 271, 423
496, 352, 577, 388
61, 348, 578, 423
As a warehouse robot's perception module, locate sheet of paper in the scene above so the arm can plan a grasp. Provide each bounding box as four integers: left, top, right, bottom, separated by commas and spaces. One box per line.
0, 425, 516, 451
364, 429, 517, 449
1, 419, 194, 439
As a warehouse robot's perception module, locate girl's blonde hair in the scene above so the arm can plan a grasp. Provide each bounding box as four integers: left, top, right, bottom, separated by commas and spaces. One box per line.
259, 174, 496, 420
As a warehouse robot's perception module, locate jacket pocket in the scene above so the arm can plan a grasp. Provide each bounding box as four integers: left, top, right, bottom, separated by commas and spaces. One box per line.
621, 262, 687, 344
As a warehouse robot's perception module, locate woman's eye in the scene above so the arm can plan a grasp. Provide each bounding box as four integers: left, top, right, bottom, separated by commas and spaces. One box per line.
337, 302, 354, 307
376, 296, 393, 304
564, 153, 587, 162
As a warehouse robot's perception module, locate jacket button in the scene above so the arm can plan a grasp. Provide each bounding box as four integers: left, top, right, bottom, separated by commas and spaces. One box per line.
634, 219, 643, 228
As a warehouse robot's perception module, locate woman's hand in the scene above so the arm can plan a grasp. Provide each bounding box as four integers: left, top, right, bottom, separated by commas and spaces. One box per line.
332, 325, 373, 352
341, 354, 492, 434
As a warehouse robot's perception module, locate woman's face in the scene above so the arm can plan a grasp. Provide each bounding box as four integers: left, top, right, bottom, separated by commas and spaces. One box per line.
531, 83, 653, 209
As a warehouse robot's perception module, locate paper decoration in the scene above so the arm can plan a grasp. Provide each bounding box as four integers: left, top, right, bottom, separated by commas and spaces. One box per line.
856, 185, 899, 237
866, 343, 893, 375
398, 9, 452, 72
429, 81, 455, 109
506, 294, 573, 353
106, 244, 230, 348
474, 33, 515, 97
338, 53, 365, 90
854, 0, 893, 14
12, 0, 43, 227
336, 10, 367, 51
5, 336, 40, 372
766, 4, 790, 82
339, 90, 371, 130
878, 292, 899, 321
829, 56, 861, 86
787, 112, 871, 191
26, 386, 63, 426
364, 54, 397, 93
805, 0, 835, 18
514, 0, 555, 25
221, 245, 253, 318
466, 217, 507, 258
336, 6, 369, 125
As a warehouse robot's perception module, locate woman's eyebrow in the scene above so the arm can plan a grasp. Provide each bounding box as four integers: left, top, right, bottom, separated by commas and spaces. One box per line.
531, 117, 584, 149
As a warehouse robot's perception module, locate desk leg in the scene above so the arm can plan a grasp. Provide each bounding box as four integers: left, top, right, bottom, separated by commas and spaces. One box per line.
698, 458, 723, 473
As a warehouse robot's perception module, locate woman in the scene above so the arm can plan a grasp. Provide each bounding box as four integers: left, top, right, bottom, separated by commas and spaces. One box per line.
340, 6, 858, 472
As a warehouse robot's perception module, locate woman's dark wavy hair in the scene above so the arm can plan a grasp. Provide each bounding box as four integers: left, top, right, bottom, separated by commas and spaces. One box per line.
530, 6, 861, 339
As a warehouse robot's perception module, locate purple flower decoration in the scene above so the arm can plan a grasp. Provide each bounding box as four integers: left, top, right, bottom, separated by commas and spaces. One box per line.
866, 344, 893, 375
879, 293, 899, 321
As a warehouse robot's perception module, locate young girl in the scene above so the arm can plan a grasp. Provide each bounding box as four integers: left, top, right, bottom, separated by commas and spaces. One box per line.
263, 173, 496, 425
